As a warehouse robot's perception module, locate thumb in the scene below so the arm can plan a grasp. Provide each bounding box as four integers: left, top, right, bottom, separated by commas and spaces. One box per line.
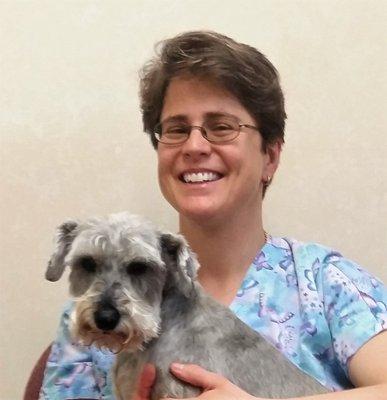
169, 363, 224, 390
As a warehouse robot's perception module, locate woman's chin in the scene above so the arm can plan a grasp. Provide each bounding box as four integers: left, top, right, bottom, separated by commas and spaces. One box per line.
177, 202, 227, 225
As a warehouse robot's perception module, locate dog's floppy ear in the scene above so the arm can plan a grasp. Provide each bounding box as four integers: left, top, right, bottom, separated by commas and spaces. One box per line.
160, 232, 199, 298
45, 220, 79, 282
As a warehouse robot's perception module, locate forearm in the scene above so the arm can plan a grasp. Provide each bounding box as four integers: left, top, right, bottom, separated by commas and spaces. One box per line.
285, 383, 387, 400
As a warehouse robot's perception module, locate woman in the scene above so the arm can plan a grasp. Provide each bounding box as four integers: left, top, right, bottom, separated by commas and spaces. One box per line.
40, 31, 387, 400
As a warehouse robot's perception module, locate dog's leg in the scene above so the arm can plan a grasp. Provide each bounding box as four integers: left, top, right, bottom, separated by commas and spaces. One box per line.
113, 352, 147, 400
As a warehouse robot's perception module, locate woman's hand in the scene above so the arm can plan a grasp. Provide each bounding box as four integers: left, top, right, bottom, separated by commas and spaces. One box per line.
163, 363, 266, 400
133, 362, 265, 400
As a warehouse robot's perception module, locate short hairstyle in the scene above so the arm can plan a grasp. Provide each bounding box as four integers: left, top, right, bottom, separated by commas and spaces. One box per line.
139, 30, 286, 150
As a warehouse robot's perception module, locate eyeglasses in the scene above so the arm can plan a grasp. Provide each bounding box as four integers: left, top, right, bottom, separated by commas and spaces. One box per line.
153, 116, 259, 145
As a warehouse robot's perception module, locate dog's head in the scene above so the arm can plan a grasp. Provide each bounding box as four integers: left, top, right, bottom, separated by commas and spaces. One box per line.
46, 212, 199, 352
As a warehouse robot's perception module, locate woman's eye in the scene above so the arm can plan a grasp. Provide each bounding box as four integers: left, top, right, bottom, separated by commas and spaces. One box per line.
213, 124, 232, 131
208, 123, 235, 137
207, 120, 235, 132
126, 262, 148, 276
165, 125, 189, 135
78, 256, 97, 273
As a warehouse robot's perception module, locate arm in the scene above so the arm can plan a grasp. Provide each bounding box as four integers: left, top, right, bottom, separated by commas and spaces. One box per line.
160, 251, 387, 400
135, 248, 387, 400
39, 302, 114, 400
348, 330, 387, 388
162, 337, 387, 400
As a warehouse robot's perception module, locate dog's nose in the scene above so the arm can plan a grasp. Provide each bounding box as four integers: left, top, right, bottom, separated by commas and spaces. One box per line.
94, 303, 120, 331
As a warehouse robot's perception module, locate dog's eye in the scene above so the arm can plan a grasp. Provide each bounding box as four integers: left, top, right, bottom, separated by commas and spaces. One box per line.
78, 256, 97, 273
126, 261, 148, 276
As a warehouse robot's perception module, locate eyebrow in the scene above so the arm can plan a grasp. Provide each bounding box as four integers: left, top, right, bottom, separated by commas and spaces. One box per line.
161, 115, 188, 124
161, 112, 239, 124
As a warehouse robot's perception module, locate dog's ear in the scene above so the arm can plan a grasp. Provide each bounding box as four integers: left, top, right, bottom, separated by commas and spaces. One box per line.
160, 232, 199, 298
45, 220, 79, 282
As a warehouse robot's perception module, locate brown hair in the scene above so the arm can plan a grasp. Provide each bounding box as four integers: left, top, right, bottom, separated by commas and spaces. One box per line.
139, 30, 286, 151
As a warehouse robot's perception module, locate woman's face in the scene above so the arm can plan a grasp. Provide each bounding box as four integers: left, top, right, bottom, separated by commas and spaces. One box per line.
157, 76, 280, 224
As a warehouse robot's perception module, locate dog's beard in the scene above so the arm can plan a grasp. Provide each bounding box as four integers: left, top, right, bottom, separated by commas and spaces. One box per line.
70, 290, 160, 354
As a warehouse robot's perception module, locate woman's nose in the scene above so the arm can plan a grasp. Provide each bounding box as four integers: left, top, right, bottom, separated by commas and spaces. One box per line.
181, 127, 211, 157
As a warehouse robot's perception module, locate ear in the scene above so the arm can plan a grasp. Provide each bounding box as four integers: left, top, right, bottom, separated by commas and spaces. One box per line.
160, 232, 199, 298
45, 220, 79, 282
262, 140, 282, 180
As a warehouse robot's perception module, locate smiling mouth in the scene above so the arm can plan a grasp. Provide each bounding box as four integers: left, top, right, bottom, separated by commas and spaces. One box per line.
180, 171, 222, 184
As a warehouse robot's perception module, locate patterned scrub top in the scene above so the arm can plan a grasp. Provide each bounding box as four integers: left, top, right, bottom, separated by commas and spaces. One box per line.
39, 236, 387, 399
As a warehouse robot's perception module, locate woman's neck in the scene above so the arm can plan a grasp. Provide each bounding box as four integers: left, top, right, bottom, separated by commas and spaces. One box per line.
179, 207, 266, 305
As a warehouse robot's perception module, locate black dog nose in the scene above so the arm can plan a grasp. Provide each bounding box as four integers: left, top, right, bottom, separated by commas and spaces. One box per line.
94, 303, 120, 331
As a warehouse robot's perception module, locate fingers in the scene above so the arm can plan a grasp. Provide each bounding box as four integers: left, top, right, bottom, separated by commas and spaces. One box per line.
135, 363, 156, 400
169, 363, 224, 390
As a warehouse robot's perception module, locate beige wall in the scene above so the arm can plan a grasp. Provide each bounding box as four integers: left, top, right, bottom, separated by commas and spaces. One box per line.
1, 1, 386, 398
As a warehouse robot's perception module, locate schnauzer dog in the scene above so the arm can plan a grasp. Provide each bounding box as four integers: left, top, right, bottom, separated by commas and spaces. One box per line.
46, 212, 327, 399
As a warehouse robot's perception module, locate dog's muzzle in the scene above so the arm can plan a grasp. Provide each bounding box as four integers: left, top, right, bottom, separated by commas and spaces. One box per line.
94, 302, 120, 331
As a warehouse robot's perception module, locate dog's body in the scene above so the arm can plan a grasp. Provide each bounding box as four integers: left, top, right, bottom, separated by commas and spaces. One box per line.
46, 212, 328, 399
115, 286, 328, 399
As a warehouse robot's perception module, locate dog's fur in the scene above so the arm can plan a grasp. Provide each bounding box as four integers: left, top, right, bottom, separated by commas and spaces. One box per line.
46, 212, 328, 399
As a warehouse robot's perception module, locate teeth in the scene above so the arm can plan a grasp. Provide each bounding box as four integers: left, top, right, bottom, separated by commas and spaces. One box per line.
183, 172, 220, 183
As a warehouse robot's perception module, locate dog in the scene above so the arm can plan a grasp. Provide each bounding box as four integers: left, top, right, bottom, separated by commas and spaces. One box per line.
46, 212, 328, 399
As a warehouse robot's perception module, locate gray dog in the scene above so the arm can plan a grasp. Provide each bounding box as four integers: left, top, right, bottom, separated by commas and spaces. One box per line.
46, 212, 328, 399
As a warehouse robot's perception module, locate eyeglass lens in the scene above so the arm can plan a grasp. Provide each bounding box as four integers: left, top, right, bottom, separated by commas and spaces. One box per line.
156, 116, 241, 143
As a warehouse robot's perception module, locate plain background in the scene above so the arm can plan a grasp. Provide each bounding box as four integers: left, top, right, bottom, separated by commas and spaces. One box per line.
1, 1, 386, 399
